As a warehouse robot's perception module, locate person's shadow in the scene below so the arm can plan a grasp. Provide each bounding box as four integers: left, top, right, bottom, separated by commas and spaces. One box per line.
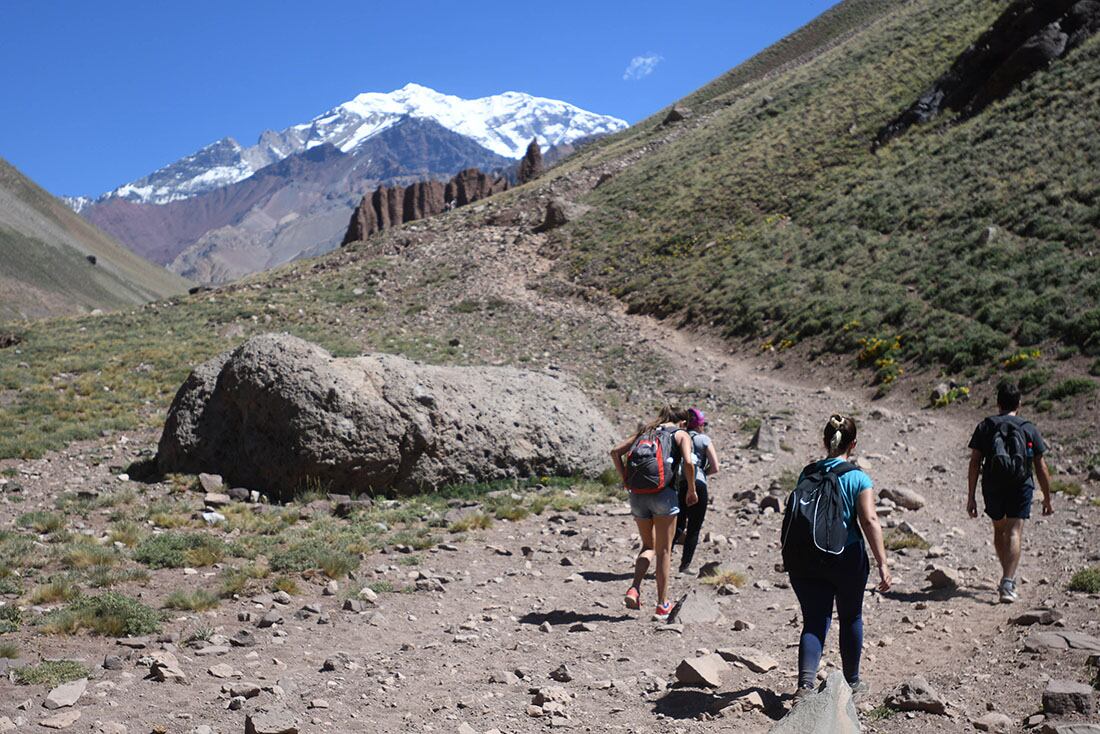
653, 687, 787, 720
518, 609, 632, 626
579, 570, 634, 583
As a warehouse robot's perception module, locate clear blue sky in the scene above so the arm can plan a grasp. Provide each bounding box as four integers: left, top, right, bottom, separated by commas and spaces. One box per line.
2, 1, 840, 197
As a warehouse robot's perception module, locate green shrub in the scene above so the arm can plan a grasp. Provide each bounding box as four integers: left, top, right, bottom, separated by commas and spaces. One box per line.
13, 660, 89, 686
448, 512, 494, 533
271, 577, 299, 595
108, 521, 146, 548
1017, 368, 1052, 394
163, 589, 219, 611
134, 533, 226, 569
0, 641, 18, 659
0, 604, 21, 633
1068, 567, 1100, 594
932, 385, 970, 408
218, 564, 268, 598
1043, 378, 1097, 402
268, 541, 359, 579
28, 577, 81, 605
884, 529, 931, 551
1051, 479, 1083, 498
40, 592, 161, 636
16, 511, 64, 534
1090, 359, 1100, 377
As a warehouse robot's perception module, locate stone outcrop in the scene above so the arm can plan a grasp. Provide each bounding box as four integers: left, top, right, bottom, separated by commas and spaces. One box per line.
444, 167, 509, 207
769, 672, 859, 734
518, 139, 544, 184
663, 105, 691, 124
877, 0, 1100, 146
342, 168, 508, 244
157, 334, 613, 500
535, 197, 592, 232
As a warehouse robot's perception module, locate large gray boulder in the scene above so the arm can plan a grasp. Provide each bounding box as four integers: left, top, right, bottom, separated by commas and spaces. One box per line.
157, 334, 614, 499
769, 672, 859, 734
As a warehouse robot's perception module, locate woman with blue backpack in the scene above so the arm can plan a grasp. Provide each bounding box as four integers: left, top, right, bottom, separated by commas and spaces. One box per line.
610, 406, 697, 621
781, 414, 891, 697
674, 408, 720, 573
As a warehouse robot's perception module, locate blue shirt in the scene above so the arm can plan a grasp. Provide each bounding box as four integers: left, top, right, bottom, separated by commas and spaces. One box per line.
799, 457, 873, 546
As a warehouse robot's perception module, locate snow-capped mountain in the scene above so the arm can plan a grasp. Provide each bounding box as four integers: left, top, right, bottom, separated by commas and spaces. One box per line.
98, 84, 626, 205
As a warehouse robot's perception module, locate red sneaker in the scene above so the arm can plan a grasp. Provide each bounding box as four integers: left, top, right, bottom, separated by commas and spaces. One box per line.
624, 586, 641, 610
652, 600, 674, 622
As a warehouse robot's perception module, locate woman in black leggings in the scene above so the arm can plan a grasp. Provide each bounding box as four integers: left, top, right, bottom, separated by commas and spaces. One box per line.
675, 408, 720, 573
788, 415, 891, 697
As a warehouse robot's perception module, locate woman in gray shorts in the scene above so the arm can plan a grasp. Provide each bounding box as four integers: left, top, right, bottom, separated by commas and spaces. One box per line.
610, 407, 698, 621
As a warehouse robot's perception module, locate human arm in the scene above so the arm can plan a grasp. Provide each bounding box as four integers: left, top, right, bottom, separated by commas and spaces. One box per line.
610, 436, 634, 485
967, 448, 982, 518
1035, 455, 1053, 516
704, 443, 720, 477
677, 431, 697, 505
856, 489, 891, 592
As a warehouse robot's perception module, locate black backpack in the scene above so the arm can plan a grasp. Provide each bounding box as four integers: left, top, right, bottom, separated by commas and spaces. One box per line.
984, 418, 1031, 489
781, 461, 856, 575
624, 427, 680, 493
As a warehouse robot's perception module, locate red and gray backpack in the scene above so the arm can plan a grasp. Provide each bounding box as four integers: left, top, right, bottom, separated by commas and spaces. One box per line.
624, 427, 681, 493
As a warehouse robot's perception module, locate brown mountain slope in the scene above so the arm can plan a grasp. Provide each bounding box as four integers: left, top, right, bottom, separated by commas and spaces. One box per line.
0, 158, 189, 321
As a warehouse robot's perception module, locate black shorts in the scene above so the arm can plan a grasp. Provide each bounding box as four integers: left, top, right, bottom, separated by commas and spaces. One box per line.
983, 485, 1034, 521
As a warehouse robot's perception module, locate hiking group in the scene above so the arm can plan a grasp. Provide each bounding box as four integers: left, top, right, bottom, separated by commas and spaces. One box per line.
610, 378, 1052, 698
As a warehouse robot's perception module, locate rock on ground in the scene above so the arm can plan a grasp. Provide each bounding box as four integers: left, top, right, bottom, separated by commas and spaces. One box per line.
886, 675, 947, 715
675, 654, 729, 688
717, 646, 779, 674
1043, 680, 1096, 716
879, 487, 926, 510
157, 334, 614, 499
926, 565, 962, 590
537, 197, 591, 231
39, 710, 81, 730
749, 421, 782, 453
669, 589, 723, 625
245, 707, 300, 734
43, 678, 86, 709
769, 672, 859, 734
972, 712, 1014, 733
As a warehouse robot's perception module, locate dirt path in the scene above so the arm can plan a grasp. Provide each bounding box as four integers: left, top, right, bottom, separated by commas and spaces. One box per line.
2, 120, 1098, 732
3, 273, 1096, 734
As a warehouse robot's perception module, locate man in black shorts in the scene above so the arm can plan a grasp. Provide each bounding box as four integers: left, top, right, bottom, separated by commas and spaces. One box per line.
966, 381, 1053, 603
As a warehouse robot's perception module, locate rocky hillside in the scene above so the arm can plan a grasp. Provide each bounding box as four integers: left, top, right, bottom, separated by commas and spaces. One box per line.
1, 2, 1099, 732
0, 158, 188, 322
73, 85, 625, 284
552, 0, 1100, 392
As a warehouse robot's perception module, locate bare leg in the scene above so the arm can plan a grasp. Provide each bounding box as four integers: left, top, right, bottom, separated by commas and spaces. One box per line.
994, 518, 1024, 579
653, 515, 677, 605
631, 518, 655, 591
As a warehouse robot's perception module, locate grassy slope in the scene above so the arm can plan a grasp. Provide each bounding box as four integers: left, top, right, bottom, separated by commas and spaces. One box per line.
2, 0, 1096, 461
559, 0, 1100, 382
0, 158, 189, 321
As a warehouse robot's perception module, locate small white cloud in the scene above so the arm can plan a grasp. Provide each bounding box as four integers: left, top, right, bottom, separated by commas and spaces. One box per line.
622, 53, 663, 81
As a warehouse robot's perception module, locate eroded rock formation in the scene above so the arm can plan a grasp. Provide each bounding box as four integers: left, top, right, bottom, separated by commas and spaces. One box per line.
518, 139, 544, 184
876, 0, 1100, 146
342, 168, 509, 244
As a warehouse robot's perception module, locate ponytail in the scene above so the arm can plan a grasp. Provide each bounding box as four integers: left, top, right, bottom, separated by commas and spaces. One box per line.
824, 414, 857, 457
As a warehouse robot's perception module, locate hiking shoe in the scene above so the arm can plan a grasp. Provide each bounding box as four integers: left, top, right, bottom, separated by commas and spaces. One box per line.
998, 578, 1018, 604
792, 686, 815, 704
652, 601, 674, 622
624, 586, 641, 610
849, 680, 870, 699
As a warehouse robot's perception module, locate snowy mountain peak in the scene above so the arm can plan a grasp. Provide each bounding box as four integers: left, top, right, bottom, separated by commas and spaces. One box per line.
94, 84, 627, 206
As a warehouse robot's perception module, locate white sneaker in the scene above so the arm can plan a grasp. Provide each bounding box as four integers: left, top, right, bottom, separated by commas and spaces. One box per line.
998, 578, 1018, 604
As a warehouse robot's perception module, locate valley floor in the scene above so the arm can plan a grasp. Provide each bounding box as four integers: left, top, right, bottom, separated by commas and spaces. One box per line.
1, 307, 1097, 733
